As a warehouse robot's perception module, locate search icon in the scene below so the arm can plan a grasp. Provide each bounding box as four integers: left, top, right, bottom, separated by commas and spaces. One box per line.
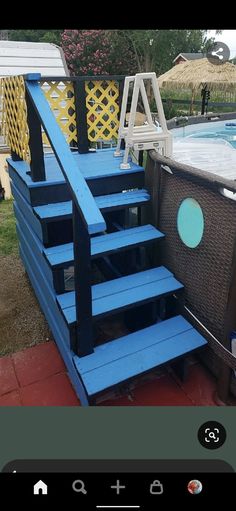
72, 479, 87, 494
209, 432, 216, 440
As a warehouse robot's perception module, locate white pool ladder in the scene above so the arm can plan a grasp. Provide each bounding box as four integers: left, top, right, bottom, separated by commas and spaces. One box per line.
114, 72, 172, 169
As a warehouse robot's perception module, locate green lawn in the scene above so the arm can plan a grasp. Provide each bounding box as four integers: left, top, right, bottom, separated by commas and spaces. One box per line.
0, 199, 18, 255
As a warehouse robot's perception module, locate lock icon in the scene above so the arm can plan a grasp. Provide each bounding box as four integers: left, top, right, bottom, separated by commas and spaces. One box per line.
150, 480, 164, 495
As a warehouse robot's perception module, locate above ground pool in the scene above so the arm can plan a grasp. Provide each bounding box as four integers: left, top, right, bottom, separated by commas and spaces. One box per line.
172, 118, 236, 180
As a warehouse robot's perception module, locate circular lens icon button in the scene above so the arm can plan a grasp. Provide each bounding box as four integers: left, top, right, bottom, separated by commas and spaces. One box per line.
198, 421, 226, 449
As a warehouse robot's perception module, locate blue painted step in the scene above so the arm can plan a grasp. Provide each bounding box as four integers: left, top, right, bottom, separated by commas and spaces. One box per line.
44, 224, 164, 269
8, 147, 145, 207
73, 315, 207, 396
33, 189, 150, 222
57, 266, 184, 324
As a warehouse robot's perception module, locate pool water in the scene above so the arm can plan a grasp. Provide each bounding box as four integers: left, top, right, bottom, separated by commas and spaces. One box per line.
172, 118, 236, 180
172, 118, 236, 146
185, 126, 236, 149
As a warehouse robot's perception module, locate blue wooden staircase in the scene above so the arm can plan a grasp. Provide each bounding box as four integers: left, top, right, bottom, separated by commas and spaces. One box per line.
8, 75, 207, 405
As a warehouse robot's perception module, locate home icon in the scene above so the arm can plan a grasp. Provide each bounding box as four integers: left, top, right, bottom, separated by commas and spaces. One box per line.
33, 480, 48, 495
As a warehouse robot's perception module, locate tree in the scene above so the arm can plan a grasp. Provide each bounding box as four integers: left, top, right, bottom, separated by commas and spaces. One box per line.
121, 30, 218, 76
9, 30, 62, 45
61, 30, 136, 76
108, 30, 137, 75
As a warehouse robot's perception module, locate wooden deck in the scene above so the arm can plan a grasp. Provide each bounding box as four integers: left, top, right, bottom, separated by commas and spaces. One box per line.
10, 145, 208, 405
8, 148, 144, 186
74, 316, 207, 397
7, 76, 208, 405
8, 149, 145, 206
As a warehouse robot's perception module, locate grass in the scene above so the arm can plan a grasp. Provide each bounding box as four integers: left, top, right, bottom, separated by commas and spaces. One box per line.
0, 199, 18, 255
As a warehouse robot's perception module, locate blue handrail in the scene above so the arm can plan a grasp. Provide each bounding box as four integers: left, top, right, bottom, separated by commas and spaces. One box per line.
25, 75, 106, 235
25, 74, 106, 355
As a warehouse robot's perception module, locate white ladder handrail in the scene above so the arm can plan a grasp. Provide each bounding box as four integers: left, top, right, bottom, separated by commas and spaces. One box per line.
114, 72, 172, 169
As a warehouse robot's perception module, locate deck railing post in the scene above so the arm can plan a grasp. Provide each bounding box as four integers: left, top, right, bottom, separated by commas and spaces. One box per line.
73, 202, 94, 356
74, 79, 90, 154
118, 77, 125, 118
25, 86, 46, 181
11, 150, 22, 161
118, 77, 125, 150
144, 153, 162, 267
67, 85, 77, 150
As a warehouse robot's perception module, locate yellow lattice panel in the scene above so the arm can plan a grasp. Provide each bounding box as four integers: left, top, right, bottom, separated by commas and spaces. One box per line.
41, 81, 77, 145
1, 76, 30, 162
0, 79, 3, 139
85, 80, 119, 141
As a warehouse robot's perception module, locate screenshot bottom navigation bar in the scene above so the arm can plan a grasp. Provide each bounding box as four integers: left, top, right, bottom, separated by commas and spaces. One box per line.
0, 472, 235, 501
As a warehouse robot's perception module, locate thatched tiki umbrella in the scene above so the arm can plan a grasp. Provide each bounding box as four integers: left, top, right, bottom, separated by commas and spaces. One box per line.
158, 58, 236, 115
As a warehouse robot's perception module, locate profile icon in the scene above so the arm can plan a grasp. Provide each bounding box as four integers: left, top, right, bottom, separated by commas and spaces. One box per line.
187, 480, 203, 495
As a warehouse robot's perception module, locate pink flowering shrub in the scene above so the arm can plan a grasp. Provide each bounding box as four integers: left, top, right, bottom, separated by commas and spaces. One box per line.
62, 30, 136, 76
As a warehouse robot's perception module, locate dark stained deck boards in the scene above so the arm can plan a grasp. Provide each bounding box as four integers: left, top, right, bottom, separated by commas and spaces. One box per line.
73, 315, 207, 396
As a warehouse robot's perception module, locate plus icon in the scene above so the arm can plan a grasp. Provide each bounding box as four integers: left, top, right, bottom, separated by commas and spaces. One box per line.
110, 480, 126, 494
